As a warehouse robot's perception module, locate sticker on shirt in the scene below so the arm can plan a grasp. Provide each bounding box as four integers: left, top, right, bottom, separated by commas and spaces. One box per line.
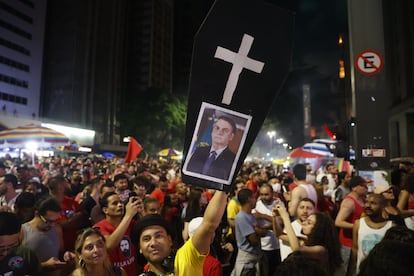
8, 255, 24, 270
120, 236, 132, 257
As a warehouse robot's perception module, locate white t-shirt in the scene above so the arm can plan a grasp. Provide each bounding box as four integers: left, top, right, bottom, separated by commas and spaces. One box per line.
356, 217, 393, 272
279, 220, 306, 261
254, 200, 279, 251
0, 192, 20, 212
324, 174, 337, 197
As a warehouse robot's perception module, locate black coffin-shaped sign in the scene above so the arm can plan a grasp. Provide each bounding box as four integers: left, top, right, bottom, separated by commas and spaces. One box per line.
182, 0, 294, 192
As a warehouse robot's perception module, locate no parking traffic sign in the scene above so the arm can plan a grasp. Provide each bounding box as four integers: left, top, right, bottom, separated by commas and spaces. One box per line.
355, 49, 384, 76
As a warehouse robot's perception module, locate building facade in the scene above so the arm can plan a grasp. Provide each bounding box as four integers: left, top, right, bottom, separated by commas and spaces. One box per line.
383, 1, 414, 157
41, 0, 128, 147
125, 0, 173, 95
0, 0, 47, 119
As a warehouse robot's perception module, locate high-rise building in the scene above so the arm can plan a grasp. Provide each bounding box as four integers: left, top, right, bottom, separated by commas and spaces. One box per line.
126, 0, 174, 95
383, 1, 414, 157
42, 0, 128, 146
0, 0, 47, 119
172, 0, 214, 95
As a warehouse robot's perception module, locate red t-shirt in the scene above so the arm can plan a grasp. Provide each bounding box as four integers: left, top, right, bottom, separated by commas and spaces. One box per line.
246, 180, 258, 199
94, 219, 137, 276
204, 191, 214, 202
163, 206, 181, 224
339, 195, 365, 247
288, 182, 298, 191
150, 189, 166, 206
203, 254, 223, 276
60, 196, 82, 251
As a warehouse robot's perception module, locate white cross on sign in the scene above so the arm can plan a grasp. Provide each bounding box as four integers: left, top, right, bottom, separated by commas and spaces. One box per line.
214, 34, 265, 105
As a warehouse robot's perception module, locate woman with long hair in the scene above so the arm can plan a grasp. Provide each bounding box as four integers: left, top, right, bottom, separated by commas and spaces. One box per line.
71, 227, 126, 276
161, 193, 183, 247
273, 202, 343, 275
182, 187, 208, 241
397, 173, 414, 229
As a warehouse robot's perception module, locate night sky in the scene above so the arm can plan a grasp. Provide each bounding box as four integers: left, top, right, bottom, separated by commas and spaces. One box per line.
259, 0, 348, 148
185, 0, 349, 151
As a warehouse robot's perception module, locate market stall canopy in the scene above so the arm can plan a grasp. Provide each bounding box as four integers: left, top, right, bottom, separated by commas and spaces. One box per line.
0, 125, 70, 148
101, 152, 117, 159
390, 157, 414, 164
302, 142, 334, 157
288, 147, 326, 159
158, 148, 182, 157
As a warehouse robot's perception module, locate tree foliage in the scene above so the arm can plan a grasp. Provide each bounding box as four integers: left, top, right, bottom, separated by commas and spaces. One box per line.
119, 89, 187, 156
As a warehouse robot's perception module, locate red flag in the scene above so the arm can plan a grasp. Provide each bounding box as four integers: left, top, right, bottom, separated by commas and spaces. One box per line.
125, 137, 143, 163
323, 125, 336, 140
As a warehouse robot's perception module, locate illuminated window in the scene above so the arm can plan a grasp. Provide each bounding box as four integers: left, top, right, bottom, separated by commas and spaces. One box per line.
339, 60, 345, 79
338, 34, 343, 45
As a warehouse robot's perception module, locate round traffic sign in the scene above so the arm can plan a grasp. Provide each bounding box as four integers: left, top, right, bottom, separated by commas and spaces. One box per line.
355, 50, 384, 76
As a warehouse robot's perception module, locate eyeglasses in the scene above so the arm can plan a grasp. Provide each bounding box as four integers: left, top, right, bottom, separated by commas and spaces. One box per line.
0, 241, 19, 255
39, 214, 59, 225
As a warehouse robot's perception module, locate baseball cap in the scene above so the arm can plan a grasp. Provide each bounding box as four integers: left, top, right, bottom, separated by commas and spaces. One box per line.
374, 185, 392, 194
188, 217, 204, 238
28, 177, 41, 184
349, 176, 372, 189
132, 214, 172, 242
17, 164, 28, 171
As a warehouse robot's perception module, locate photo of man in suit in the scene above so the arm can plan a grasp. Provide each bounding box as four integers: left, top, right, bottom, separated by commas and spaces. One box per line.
186, 115, 237, 180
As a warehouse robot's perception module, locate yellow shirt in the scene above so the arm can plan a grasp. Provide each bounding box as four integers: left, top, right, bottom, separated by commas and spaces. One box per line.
174, 237, 206, 276
226, 197, 241, 236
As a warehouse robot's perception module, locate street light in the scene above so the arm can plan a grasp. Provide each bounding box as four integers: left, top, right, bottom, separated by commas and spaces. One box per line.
267, 131, 276, 139
25, 141, 38, 167
267, 131, 276, 151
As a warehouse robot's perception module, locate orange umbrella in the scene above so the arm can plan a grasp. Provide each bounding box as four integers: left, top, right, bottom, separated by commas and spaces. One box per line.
289, 147, 326, 158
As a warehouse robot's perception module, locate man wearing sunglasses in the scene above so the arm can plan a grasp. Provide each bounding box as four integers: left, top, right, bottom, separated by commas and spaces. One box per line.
375, 185, 405, 226
0, 212, 41, 275
20, 196, 74, 276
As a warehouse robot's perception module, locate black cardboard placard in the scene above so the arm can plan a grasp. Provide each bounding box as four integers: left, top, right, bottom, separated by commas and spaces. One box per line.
182, 0, 294, 192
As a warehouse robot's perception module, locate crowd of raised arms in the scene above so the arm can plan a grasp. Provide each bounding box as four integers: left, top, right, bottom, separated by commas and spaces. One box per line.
1, 154, 414, 276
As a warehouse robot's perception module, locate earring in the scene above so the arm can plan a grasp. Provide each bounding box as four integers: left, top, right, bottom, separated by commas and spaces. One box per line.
79, 258, 86, 269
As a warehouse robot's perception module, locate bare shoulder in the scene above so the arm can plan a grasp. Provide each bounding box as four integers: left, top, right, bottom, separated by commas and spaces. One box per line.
292, 185, 306, 197
341, 197, 355, 209
70, 268, 82, 276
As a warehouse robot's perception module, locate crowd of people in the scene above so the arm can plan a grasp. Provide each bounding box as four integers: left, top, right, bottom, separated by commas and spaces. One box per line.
1, 154, 414, 276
